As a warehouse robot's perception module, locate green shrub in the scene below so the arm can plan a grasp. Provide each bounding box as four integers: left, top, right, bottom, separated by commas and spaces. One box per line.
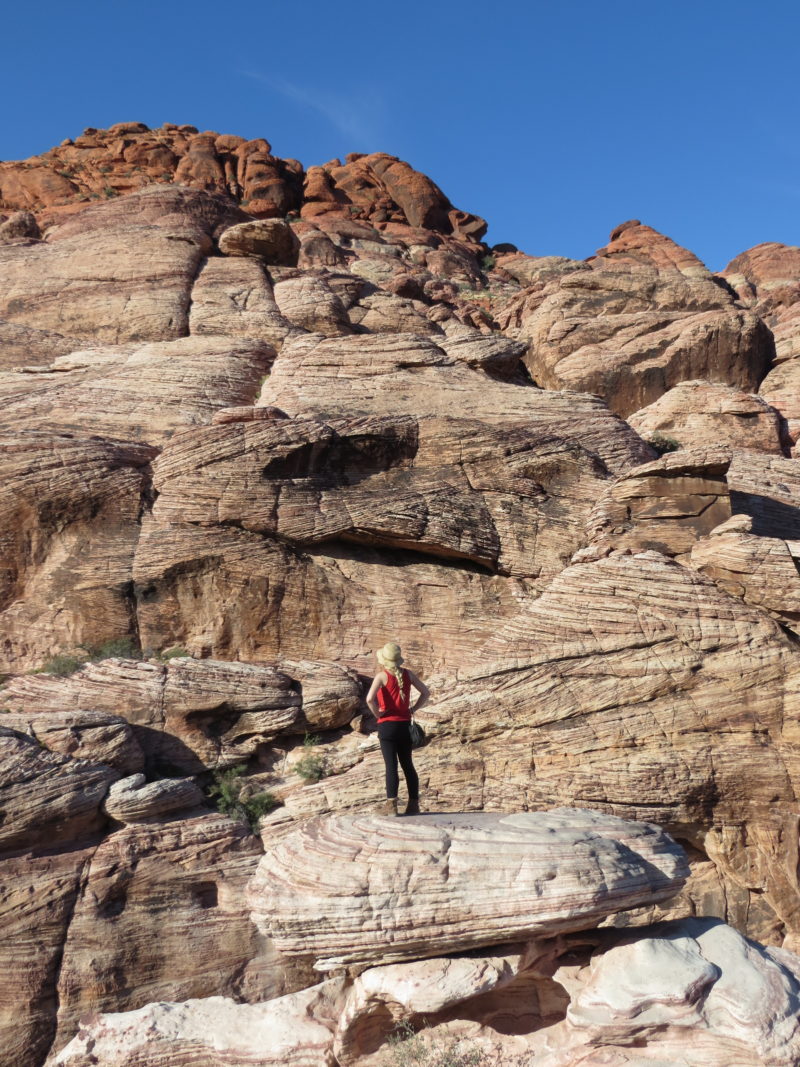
386, 1022, 489, 1066
103, 186, 119, 198
86, 637, 138, 660
294, 749, 325, 782
39, 654, 85, 677
158, 646, 189, 661
207, 764, 281, 831
35, 636, 142, 676
479, 253, 496, 272
648, 432, 681, 455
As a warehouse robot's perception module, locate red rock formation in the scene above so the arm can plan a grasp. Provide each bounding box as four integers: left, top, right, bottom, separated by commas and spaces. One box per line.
0, 124, 486, 241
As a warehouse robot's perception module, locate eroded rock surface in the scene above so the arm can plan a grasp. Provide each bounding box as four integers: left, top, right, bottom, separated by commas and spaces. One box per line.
249, 810, 688, 968
3, 123, 800, 1067
4, 656, 360, 773
498, 223, 771, 418
538, 918, 800, 1066
629, 379, 785, 454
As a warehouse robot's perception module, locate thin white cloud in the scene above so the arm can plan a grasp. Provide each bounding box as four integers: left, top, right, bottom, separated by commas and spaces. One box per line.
241, 69, 382, 145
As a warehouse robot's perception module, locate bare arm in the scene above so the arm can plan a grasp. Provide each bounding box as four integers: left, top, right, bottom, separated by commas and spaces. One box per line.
407, 670, 430, 713
366, 672, 387, 718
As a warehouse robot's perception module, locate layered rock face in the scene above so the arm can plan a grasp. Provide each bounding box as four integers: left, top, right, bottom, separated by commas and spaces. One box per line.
497, 221, 773, 418
52, 817, 800, 1067
2, 123, 800, 1066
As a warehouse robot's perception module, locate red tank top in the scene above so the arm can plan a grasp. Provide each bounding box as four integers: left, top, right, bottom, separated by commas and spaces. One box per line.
377, 669, 411, 722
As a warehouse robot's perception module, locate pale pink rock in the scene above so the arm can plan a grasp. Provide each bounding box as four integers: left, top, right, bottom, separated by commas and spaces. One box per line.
188, 257, 295, 349
0, 726, 117, 852
498, 224, 772, 418
50, 812, 278, 1053
538, 919, 800, 1066
50, 980, 346, 1067
2, 709, 143, 774
248, 810, 688, 970
0, 335, 274, 444
102, 774, 204, 822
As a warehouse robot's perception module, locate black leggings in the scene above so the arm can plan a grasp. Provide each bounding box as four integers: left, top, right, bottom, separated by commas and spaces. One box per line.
378, 721, 419, 800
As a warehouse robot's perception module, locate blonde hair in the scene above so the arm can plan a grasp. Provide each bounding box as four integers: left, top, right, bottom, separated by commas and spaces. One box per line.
377, 642, 406, 695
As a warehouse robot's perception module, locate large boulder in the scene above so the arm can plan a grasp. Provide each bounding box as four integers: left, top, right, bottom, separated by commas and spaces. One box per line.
248, 810, 688, 969
628, 379, 785, 454
538, 918, 800, 1066
497, 222, 772, 418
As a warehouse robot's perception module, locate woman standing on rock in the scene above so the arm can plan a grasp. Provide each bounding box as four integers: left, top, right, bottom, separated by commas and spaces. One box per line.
366, 642, 430, 817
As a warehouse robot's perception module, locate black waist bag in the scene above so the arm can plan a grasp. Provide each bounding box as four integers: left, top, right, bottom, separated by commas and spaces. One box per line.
409, 718, 426, 748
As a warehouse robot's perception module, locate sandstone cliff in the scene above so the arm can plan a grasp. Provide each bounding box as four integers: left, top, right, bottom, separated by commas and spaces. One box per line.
3, 122, 800, 1067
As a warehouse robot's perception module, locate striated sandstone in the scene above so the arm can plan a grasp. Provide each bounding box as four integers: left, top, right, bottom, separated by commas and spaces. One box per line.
0, 431, 149, 672
187, 256, 294, 347
272, 273, 352, 336
2, 709, 144, 775
43, 916, 800, 1067
150, 411, 611, 579
690, 520, 800, 635
102, 774, 204, 823
50, 812, 276, 1054
584, 447, 732, 559
217, 217, 299, 264
0, 186, 244, 344
538, 918, 800, 1066
4, 656, 360, 774
259, 331, 654, 473
628, 379, 785, 454
727, 448, 800, 538
132, 516, 535, 673
760, 357, 800, 452
0, 321, 79, 370
497, 223, 771, 418
0, 848, 95, 1067
249, 810, 688, 969
585, 445, 800, 561
51, 980, 346, 1067
723, 241, 800, 363
256, 549, 800, 945
0, 726, 116, 852
0, 335, 274, 445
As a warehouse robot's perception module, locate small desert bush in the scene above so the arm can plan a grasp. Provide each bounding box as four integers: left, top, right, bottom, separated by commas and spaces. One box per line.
647, 432, 681, 455
158, 646, 189, 661
37, 636, 142, 675
207, 764, 280, 831
295, 735, 326, 782
85, 637, 139, 660
386, 1022, 489, 1067
479, 253, 496, 272
38, 653, 85, 677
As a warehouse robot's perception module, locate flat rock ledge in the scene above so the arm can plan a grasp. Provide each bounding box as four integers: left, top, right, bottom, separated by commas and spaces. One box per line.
248, 809, 689, 969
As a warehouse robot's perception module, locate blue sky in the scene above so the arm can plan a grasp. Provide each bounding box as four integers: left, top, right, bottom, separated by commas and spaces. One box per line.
2, 0, 798, 270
